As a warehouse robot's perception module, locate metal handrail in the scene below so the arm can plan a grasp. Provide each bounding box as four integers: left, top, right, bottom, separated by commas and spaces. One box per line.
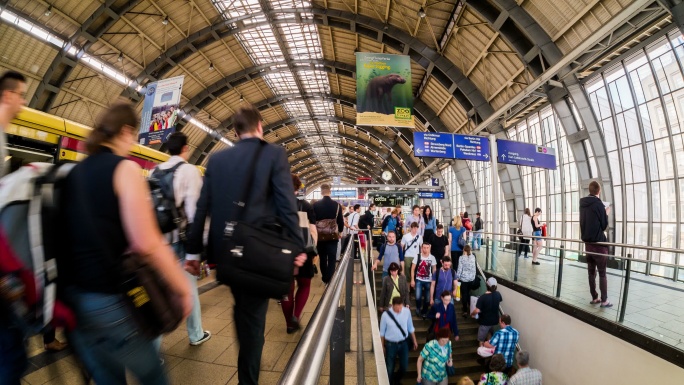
476, 230, 684, 269
358, 229, 391, 383
279, 234, 354, 385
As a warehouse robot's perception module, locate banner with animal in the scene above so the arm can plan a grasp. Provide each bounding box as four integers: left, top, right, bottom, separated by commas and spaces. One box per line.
355, 53, 413, 128
138, 75, 184, 146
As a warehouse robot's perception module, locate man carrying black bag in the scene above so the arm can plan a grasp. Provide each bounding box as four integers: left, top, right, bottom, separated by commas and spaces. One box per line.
186, 105, 306, 385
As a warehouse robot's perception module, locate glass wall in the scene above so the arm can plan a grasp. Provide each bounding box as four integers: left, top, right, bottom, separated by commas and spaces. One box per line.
440, 165, 465, 225
585, 29, 684, 279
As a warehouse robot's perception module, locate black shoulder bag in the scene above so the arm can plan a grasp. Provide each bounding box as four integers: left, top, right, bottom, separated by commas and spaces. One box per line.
218, 141, 302, 299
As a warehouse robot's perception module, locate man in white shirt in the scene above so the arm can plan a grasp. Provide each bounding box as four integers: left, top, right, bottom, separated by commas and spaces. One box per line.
348, 204, 361, 259
401, 222, 423, 284
411, 243, 437, 317
156, 132, 211, 346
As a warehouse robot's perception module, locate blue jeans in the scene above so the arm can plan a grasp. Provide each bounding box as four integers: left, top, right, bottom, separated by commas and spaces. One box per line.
0, 324, 27, 385
385, 340, 408, 385
472, 230, 483, 249
65, 288, 168, 385
171, 242, 204, 343
415, 280, 432, 314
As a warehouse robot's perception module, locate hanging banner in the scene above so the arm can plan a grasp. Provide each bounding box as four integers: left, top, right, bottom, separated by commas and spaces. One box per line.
356, 53, 413, 128
138, 75, 184, 146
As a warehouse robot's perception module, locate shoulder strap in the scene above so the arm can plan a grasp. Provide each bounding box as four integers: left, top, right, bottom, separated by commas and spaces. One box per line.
390, 276, 401, 293
236, 141, 266, 221
407, 234, 420, 250
385, 310, 407, 338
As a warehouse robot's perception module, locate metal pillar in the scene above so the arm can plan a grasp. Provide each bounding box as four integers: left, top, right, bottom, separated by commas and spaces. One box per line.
490, 135, 500, 271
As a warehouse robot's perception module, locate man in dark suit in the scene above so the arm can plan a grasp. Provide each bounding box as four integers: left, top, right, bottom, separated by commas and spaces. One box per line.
313, 183, 345, 284
186, 105, 306, 385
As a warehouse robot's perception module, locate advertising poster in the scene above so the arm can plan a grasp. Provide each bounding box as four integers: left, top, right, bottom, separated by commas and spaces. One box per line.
138, 75, 184, 145
356, 53, 413, 127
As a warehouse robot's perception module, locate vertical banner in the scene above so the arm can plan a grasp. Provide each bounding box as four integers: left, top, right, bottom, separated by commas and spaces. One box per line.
138, 75, 185, 145
356, 53, 413, 128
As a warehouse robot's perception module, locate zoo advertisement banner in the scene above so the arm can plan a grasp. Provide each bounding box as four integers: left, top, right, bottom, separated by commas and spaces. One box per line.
138, 75, 184, 146
356, 53, 413, 128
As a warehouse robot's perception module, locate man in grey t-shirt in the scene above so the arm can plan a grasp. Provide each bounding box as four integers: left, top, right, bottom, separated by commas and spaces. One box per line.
372, 231, 405, 277
0, 71, 27, 177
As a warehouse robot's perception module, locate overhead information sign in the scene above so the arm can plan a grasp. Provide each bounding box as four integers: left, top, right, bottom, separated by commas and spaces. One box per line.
331, 190, 357, 198
418, 191, 445, 199
413, 132, 455, 158
453, 134, 490, 162
497, 139, 557, 170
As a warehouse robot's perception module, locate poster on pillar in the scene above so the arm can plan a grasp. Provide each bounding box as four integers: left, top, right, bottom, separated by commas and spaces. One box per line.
138, 75, 185, 146
355, 53, 413, 128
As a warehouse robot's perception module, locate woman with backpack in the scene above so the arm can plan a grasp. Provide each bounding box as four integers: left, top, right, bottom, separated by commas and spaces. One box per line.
448, 216, 467, 273
59, 103, 191, 385
457, 245, 478, 318
516, 208, 533, 260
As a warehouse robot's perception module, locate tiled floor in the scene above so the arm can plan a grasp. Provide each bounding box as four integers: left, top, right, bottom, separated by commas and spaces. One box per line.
20, 274, 331, 385
481, 246, 684, 351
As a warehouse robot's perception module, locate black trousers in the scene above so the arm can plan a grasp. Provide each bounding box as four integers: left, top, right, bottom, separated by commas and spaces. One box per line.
231, 287, 269, 385
318, 240, 339, 284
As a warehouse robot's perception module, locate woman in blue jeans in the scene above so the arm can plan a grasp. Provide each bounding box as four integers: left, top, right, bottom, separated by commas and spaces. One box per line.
59, 103, 191, 385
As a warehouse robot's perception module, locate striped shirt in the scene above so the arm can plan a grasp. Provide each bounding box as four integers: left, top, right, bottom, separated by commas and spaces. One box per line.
420, 339, 452, 383
509, 367, 542, 385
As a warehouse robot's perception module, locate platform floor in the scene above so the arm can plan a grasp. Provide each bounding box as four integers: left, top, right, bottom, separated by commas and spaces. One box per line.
484, 246, 684, 351
19, 274, 332, 385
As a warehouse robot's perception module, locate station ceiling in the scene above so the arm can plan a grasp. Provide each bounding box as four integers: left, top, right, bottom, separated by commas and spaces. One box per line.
0, 0, 673, 190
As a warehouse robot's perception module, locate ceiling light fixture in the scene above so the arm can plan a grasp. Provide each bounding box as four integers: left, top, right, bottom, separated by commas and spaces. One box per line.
418, 7, 426, 18
209, 62, 214, 71
44, 5, 52, 16
239, 94, 244, 102
162, 16, 169, 25
117, 52, 123, 62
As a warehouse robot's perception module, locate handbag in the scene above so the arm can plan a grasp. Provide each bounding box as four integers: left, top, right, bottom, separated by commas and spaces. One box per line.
316, 204, 340, 241
218, 141, 301, 299
120, 253, 184, 338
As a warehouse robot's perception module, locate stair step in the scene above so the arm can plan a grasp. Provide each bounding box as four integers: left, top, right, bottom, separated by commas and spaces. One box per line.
403, 358, 486, 377
399, 372, 482, 385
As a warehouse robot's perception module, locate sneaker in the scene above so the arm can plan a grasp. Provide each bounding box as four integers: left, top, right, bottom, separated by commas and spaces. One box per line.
44, 340, 68, 352
189, 331, 212, 346
600, 301, 613, 308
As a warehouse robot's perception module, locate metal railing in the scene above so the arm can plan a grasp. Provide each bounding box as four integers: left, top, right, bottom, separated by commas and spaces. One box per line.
279, 230, 389, 384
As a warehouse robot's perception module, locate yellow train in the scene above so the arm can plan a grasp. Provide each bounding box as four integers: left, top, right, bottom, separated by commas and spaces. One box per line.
5, 107, 203, 176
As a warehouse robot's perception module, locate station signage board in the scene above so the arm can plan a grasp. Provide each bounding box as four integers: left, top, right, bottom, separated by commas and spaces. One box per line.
417, 191, 445, 199
413, 132, 455, 158
430, 178, 439, 186
453, 134, 490, 162
331, 189, 357, 198
372, 196, 405, 207
496, 139, 557, 170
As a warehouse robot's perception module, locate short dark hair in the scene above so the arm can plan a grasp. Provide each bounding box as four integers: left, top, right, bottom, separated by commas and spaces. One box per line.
500, 314, 512, 325
291, 174, 302, 192
489, 354, 507, 372
535, 208, 542, 213
0, 71, 26, 102
353, 204, 361, 211
589, 180, 601, 195
388, 262, 400, 272
440, 290, 451, 298
412, 205, 420, 210
436, 224, 444, 229
476, 212, 481, 216
410, 222, 419, 228
442, 256, 451, 263
463, 211, 469, 218
233, 105, 262, 135
166, 132, 188, 155
369, 203, 376, 208
391, 296, 404, 306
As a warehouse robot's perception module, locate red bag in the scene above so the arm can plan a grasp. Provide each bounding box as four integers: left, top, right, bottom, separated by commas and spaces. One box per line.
541, 223, 547, 237
359, 233, 367, 249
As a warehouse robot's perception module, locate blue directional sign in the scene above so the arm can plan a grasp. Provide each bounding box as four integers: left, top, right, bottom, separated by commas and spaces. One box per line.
496, 139, 557, 170
418, 191, 446, 199
331, 189, 357, 198
430, 178, 440, 186
413, 132, 455, 159
453, 134, 490, 162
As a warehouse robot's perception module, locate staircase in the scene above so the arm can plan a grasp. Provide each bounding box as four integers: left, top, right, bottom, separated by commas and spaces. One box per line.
374, 273, 485, 384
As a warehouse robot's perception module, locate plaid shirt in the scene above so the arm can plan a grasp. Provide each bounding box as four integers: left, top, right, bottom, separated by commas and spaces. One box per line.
509, 367, 542, 385
489, 325, 519, 367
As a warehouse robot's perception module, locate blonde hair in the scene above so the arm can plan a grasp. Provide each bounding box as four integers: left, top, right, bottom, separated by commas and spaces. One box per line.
456, 377, 475, 385
453, 215, 462, 230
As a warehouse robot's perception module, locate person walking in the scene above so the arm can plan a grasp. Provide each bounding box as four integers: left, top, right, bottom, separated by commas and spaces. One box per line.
404, 205, 425, 237
348, 204, 361, 259
281, 174, 318, 333
401, 222, 423, 281
381, 297, 418, 385
429, 224, 450, 270
473, 212, 483, 250
448, 216, 467, 272
508, 351, 542, 385
185, 105, 306, 385
516, 209, 533, 259
580, 181, 612, 308
411, 243, 437, 318
531, 208, 543, 265
426, 292, 459, 342
382, 209, 400, 239
457, 245, 478, 318
379, 262, 410, 312
423, 205, 437, 242
312, 184, 345, 284
416, 327, 454, 385
59, 103, 192, 385
0, 71, 28, 384
462, 212, 473, 247
471, 278, 503, 346
430, 256, 457, 307
373, 231, 405, 278
156, 132, 211, 346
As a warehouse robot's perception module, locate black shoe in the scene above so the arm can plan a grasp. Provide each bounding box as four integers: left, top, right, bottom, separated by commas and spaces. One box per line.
532, 261, 541, 265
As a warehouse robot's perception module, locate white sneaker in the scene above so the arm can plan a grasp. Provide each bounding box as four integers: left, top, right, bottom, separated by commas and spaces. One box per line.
189, 331, 212, 346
